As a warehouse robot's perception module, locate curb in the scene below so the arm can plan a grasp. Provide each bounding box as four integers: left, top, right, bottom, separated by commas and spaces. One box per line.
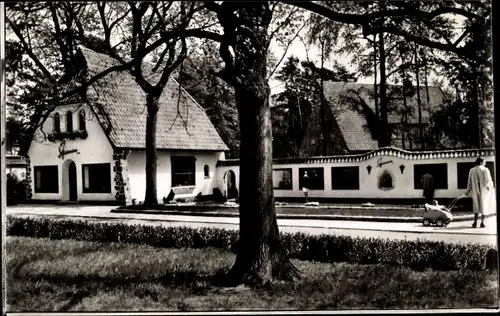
8, 213, 497, 238
110, 208, 496, 223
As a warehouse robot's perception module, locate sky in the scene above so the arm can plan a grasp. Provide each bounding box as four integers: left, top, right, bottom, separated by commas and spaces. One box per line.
6, 5, 471, 99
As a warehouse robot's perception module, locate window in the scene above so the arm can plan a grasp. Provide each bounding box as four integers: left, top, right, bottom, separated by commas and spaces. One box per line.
273, 168, 292, 190
204, 165, 210, 178
172, 156, 196, 187
82, 163, 111, 193
414, 163, 448, 189
457, 161, 495, 189
66, 111, 73, 132
378, 170, 394, 190
34, 166, 59, 193
331, 166, 360, 190
299, 168, 324, 190
79, 110, 86, 131
54, 113, 60, 133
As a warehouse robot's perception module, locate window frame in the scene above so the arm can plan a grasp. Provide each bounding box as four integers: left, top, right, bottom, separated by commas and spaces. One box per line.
273, 168, 293, 190
171, 156, 196, 187
413, 163, 449, 190
81, 163, 112, 193
66, 111, 73, 132
457, 161, 495, 189
34, 165, 59, 193
79, 110, 86, 131
299, 167, 325, 190
331, 166, 360, 190
204, 165, 210, 179
54, 113, 60, 133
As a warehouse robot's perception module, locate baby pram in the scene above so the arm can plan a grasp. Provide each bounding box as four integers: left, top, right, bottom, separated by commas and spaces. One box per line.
422, 196, 464, 227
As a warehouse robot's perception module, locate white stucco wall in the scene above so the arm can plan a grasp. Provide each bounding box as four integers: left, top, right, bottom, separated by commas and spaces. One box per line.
27, 103, 116, 201
127, 150, 222, 203
215, 152, 496, 200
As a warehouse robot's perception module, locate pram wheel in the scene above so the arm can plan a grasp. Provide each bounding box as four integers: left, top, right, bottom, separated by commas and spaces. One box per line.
445, 219, 451, 225
422, 219, 430, 226
436, 220, 444, 227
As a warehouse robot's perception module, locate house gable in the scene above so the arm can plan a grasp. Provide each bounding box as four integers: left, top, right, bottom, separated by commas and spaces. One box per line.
77, 46, 229, 151
27, 103, 115, 162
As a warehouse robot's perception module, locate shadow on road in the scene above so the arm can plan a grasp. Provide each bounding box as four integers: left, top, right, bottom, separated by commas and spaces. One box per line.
441, 225, 473, 230
412, 224, 476, 231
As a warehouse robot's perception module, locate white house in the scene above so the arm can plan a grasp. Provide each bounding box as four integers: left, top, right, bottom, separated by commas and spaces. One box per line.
24, 46, 228, 205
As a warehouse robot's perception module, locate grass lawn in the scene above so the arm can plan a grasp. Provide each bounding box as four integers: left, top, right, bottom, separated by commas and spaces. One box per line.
6, 236, 498, 312
121, 205, 474, 218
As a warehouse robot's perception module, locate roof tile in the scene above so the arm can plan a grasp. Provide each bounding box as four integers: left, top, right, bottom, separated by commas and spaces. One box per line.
78, 46, 228, 151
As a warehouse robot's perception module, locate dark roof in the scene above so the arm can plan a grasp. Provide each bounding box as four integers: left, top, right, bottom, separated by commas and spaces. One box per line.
323, 82, 446, 152
66, 46, 228, 151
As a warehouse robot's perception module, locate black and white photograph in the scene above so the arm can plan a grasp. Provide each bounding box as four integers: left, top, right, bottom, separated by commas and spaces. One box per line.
1, 0, 498, 313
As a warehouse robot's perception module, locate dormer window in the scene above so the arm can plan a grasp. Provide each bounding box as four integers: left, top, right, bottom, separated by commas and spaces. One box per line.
54, 113, 60, 133
66, 111, 73, 132
79, 110, 86, 131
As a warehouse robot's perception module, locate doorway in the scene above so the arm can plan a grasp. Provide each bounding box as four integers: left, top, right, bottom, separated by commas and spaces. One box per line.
224, 170, 237, 199
68, 161, 77, 201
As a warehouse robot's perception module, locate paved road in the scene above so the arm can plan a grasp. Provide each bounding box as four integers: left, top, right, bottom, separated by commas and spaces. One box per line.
6, 204, 498, 245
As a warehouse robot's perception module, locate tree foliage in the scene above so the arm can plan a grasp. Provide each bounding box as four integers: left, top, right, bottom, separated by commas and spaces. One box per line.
271, 56, 356, 157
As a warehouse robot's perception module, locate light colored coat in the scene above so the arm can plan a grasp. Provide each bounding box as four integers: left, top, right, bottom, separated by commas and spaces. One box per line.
465, 165, 495, 214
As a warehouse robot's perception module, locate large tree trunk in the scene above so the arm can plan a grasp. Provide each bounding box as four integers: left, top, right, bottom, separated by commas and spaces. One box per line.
373, 34, 379, 132
143, 93, 160, 206
224, 2, 299, 285
378, 31, 390, 147
414, 44, 424, 150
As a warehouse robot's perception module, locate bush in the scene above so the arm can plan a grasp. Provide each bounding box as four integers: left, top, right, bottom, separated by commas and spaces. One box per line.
6, 173, 26, 206
6, 215, 495, 271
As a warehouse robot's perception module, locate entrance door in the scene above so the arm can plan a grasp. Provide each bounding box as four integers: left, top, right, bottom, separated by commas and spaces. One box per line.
226, 170, 237, 199
68, 161, 77, 201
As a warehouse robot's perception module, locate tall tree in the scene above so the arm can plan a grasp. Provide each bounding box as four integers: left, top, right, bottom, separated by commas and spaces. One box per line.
204, 0, 492, 285
178, 48, 240, 158
203, 1, 301, 285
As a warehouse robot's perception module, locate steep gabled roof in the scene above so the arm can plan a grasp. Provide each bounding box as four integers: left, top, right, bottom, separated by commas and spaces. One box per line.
323, 82, 446, 152
67, 46, 228, 151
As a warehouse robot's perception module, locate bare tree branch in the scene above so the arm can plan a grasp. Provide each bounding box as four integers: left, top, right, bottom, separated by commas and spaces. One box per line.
284, 1, 486, 26
363, 25, 490, 66
268, 20, 308, 79
6, 17, 56, 84
283, 1, 490, 66
268, 6, 299, 40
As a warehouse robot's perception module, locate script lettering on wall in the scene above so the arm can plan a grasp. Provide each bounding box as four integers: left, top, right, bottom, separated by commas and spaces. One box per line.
58, 140, 80, 159
377, 157, 393, 168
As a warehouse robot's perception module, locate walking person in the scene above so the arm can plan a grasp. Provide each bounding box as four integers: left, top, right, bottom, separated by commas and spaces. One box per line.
465, 157, 494, 228
302, 171, 310, 204
421, 173, 435, 205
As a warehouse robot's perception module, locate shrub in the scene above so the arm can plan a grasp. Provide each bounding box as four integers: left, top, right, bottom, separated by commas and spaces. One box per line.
6, 215, 496, 271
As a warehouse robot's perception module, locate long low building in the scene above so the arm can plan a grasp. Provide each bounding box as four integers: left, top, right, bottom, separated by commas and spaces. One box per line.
216, 147, 496, 204
12, 146, 496, 205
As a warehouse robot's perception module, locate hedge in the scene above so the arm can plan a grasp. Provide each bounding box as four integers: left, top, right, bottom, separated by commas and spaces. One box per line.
6, 215, 497, 271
